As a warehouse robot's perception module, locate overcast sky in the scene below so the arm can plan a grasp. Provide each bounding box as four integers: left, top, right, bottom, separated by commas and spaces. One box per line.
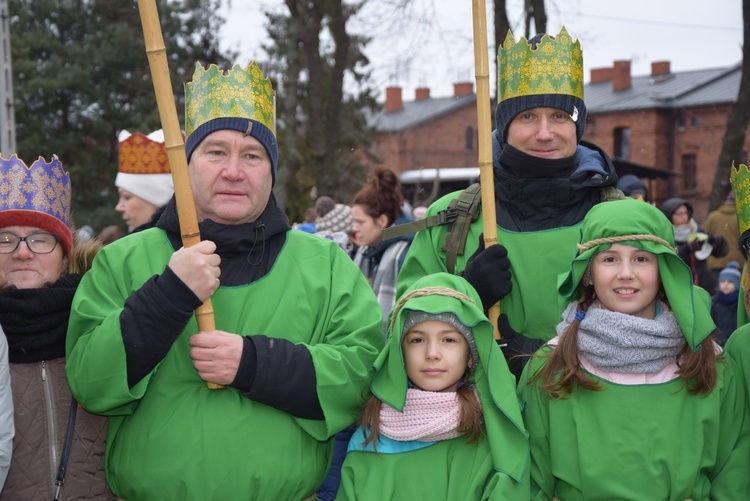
218, 0, 744, 100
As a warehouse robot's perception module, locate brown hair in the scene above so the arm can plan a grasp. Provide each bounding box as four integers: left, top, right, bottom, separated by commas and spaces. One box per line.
352, 166, 404, 227
67, 233, 102, 275
359, 375, 484, 453
533, 286, 718, 398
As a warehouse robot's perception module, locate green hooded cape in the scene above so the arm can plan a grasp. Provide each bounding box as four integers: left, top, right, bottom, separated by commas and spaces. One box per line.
338, 273, 529, 500
558, 197, 715, 349
519, 198, 750, 500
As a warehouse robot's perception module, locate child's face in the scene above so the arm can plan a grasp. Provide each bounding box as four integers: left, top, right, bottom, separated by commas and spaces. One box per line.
719, 279, 737, 295
590, 243, 661, 319
401, 320, 471, 393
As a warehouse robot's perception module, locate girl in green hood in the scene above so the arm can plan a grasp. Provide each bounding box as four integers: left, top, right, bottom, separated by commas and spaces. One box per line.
337, 273, 529, 500
518, 198, 750, 500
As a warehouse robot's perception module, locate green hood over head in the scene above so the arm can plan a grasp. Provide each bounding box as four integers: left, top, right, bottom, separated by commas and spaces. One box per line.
371, 272, 529, 482
558, 198, 715, 349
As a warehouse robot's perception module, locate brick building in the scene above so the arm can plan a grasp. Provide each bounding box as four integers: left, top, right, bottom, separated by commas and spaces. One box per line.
585, 60, 750, 219
364, 60, 750, 220
363, 82, 479, 174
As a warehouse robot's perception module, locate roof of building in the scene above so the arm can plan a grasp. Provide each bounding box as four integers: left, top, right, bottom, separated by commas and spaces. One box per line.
367, 94, 476, 132
585, 63, 742, 114
370, 62, 742, 130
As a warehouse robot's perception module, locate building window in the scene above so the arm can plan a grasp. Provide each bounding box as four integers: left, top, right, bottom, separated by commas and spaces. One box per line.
682, 154, 697, 190
465, 127, 474, 150
614, 127, 630, 160
690, 116, 699, 128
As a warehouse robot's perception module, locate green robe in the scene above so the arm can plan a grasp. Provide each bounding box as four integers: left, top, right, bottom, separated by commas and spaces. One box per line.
338, 429, 523, 500
65, 228, 384, 500
518, 348, 750, 500
396, 193, 581, 341
338, 273, 530, 500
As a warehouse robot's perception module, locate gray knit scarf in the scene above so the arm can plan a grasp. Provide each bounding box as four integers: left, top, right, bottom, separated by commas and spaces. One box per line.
557, 301, 686, 374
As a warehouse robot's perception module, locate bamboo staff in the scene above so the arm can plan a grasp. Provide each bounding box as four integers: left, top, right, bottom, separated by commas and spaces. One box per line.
137, 0, 223, 388
471, 0, 501, 339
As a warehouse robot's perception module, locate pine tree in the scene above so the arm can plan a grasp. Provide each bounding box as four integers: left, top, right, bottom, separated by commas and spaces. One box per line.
9, 0, 234, 230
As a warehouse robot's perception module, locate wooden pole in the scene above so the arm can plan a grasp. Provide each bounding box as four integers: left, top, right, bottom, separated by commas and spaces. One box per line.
471, 0, 501, 339
137, 0, 223, 388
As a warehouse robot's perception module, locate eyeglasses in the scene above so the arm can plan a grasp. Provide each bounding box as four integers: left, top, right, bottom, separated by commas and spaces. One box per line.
0, 231, 60, 254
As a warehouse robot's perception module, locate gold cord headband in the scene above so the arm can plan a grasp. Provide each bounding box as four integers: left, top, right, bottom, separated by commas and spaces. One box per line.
389, 286, 476, 330
577, 234, 676, 254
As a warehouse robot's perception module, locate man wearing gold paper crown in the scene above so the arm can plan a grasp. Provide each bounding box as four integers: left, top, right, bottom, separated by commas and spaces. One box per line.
115, 129, 175, 233
65, 62, 384, 500
0, 155, 113, 500
397, 27, 622, 378
723, 164, 750, 447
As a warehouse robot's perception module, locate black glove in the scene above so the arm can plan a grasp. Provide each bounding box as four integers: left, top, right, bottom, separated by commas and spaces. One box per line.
496, 314, 544, 380
461, 234, 512, 311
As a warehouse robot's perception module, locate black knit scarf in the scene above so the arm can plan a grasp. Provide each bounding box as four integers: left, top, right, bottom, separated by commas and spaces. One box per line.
0, 273, 81, 363
498, 144, 578, 178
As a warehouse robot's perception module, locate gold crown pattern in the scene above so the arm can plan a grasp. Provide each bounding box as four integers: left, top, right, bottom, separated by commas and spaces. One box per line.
0, 154, 71, 226
119, 132, 170, 175
731, 162, 750, 235
498, 26, 584, 103
185, 62, 276, 137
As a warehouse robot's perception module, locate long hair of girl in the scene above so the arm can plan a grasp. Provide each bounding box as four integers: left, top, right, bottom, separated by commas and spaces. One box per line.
532, 287, 601, 398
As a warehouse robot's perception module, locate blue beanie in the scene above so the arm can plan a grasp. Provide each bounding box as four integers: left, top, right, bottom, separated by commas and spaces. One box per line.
719, 261, 742, 290
185, 117, 279, 185
496, 94, 587, 144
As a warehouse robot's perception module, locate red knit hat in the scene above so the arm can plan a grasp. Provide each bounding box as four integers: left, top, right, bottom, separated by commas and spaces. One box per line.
0, 154, 73, 255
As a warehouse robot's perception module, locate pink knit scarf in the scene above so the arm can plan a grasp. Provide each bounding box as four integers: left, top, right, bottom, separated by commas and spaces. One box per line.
379, 388, 481, 442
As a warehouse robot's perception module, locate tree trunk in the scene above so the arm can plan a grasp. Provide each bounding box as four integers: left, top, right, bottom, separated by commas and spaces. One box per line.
710, 0, 750, 211
322, 0, 349, 195
276, 1, 304, 208
493, 0, 510, 103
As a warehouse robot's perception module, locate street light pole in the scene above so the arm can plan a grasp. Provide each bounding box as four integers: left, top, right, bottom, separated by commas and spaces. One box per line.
0, 0, 15, 156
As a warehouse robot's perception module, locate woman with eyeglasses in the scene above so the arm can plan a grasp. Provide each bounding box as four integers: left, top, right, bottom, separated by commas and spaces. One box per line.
0, 155, 113, 500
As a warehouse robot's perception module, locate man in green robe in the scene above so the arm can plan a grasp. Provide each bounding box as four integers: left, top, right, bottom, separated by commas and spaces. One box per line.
65, 62, 384, 500
396, 28, 620, 377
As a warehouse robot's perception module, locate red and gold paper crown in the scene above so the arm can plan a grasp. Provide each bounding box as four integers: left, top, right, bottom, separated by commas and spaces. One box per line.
0, 154, 73, 253
498, 26, 584, 104
731, 162, 750, 236
118, 129, 170, 175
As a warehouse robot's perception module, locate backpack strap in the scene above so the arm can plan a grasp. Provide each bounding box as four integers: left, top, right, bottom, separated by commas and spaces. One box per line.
379, 183, 482, 274
440, 183, 482, 273
380, 209, 457, 241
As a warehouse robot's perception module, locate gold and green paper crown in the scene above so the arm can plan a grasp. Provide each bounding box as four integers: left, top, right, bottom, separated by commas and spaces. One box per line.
498, 26, 584, 104
185, 62, 276, 138
731, 162, 750, 235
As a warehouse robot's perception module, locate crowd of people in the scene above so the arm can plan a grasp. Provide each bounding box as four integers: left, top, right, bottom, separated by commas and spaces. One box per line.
1, 25, 750, 501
